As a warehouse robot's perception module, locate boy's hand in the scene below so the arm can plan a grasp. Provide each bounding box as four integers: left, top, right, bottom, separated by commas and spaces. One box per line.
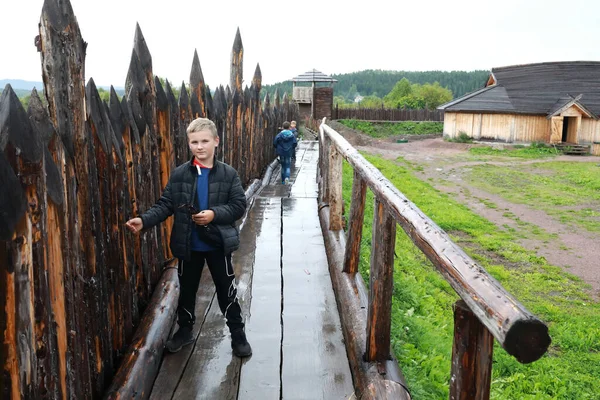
125, 217, 143, 233
193, 210, 215, 226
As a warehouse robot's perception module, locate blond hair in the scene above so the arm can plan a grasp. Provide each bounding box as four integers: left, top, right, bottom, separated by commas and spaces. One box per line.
187, 118, 218, 138
290, 120, 297, 126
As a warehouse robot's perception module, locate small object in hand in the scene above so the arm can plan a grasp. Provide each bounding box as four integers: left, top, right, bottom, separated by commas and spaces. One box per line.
179, 203, 200, 215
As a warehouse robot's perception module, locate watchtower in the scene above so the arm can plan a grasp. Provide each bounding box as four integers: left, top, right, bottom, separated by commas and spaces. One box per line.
292, 69, 337, 120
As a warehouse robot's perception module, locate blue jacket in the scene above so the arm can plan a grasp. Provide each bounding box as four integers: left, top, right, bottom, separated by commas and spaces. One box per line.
273, 129, 297, 157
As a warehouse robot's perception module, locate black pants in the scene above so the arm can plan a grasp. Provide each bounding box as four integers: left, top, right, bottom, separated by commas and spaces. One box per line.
177, 250, 243, 331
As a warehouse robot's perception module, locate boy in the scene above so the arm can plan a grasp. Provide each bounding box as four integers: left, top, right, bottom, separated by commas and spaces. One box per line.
273, 121, 297, 185
289, 121, 299, 161
125, 118, 252, 357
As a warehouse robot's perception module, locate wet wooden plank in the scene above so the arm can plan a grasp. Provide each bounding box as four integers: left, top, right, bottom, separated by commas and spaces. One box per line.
281, 195, 354, 399
238, 198, 282, 399
148, 271, 215, 400
172, 195, 262, 399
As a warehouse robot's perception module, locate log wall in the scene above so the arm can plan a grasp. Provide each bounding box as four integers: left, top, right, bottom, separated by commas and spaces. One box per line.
0, 1, 297, 399
444, 111, 600, 145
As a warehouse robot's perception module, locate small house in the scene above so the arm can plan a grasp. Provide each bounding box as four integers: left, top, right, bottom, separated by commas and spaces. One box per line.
292, 69, 337, 120
438, 61, 600, 154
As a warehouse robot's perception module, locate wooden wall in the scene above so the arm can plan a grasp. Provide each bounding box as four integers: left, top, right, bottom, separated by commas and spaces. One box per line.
580, 119, 600, 143
0, 1, 297, 399
333, 107, 444, 122
445, 112, 551, 143
313, 87, 334, 120
445, 110, 600, 145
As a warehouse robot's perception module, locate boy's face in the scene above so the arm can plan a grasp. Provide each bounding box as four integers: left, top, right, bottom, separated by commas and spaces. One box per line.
188, 129, 219, 164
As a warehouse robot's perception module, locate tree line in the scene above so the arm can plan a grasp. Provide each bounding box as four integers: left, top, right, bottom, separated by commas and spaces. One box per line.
261, 69, 490, 104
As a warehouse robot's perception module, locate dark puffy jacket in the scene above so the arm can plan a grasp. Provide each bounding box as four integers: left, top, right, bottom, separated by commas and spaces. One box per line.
273, 129, 297, 157
140, 158, 246, 260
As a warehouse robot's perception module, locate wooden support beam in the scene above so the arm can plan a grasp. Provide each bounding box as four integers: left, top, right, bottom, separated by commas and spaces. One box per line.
103, 265, 180, 400
328, 142, 343, 230
321, 122, 550, 363
450, 300, 494, 400
366, 200, 396, 362
343, 171, 367, 274
318, 206, 411, 400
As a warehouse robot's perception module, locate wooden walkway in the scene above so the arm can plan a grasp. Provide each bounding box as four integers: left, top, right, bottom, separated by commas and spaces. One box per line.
149, 141, 355, 399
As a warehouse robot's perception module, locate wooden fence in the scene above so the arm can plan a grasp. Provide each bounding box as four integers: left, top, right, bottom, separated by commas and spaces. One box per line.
0, 0, 297, 398
317, 118, 550, 399
332, 106, 444, 122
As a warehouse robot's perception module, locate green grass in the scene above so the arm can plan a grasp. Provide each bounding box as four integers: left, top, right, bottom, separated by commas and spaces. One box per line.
468, 143, 560, 159
465, 162, 600, 232
342, 155, 600, 399
338, 119, 443, 138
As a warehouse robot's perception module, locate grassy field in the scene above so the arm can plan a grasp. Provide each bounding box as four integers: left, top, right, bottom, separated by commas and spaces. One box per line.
342, 154, 600, 399
463, 161, 600, 233
468, 143, 561, 159
337, 119, 443, 138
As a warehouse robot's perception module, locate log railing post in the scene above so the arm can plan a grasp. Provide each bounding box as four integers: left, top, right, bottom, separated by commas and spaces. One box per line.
328, 142, 343, 230
343, 171, 367, 274
449, 300, 494, 400
365, 198, 396, 362
319, 124, 331, 205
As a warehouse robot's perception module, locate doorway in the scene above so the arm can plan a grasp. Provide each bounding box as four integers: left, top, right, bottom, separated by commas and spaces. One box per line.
561, 117, 570, 142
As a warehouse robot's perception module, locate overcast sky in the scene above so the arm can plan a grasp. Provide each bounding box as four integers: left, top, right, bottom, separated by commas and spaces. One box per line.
2, 0, 599, 89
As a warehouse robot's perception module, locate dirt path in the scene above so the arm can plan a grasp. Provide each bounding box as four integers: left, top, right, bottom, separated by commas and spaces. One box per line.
331, 122, 600, 296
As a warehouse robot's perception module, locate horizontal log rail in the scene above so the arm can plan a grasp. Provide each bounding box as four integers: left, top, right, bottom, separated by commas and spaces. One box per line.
103, 263, 179, 400
317, 118, 550, 399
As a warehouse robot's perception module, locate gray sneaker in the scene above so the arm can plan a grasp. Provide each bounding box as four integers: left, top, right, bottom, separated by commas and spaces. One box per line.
166, 326, 194, 353
284, 177, 290, 185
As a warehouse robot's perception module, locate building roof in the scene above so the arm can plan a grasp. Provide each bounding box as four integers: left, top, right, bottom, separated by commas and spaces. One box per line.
439, 61, 600, 118
292, 69, 338, 83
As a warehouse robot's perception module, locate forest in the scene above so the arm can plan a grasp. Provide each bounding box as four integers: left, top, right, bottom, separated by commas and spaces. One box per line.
261, 69, 490, 104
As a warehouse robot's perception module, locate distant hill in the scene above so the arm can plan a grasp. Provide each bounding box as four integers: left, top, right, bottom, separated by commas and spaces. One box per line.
261, 69, 490, 102
0, 79, 125, 98
0, 79, 44, 91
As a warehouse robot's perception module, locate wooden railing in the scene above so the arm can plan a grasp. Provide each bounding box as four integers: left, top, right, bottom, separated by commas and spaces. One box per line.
317, 118, 551, 399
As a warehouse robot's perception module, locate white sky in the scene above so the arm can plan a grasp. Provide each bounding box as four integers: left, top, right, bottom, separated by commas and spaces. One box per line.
2, 0, 599, 89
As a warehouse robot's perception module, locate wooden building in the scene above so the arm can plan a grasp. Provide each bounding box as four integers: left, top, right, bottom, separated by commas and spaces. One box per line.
438, 62, 600, 153
292, 69, 337, 120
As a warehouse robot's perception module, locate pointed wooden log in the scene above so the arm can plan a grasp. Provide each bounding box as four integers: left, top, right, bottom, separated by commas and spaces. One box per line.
24, 89, 68, 399
283, 92, 290, 122
190, 49, 206, 118
40, 6, 96, 393
118, 94, 143, 326
0, 84, 46, 399
230, 28, 243, 93
225, 85, 232, 103
179, 83, 192, 163
205, 85, 214, 121
38, 0, 95, 383
84, 79, 114, 395
126, 22, 164, 289
253, 63, 262, 93
154, 76, 174, 259
212, 87, 225, 162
